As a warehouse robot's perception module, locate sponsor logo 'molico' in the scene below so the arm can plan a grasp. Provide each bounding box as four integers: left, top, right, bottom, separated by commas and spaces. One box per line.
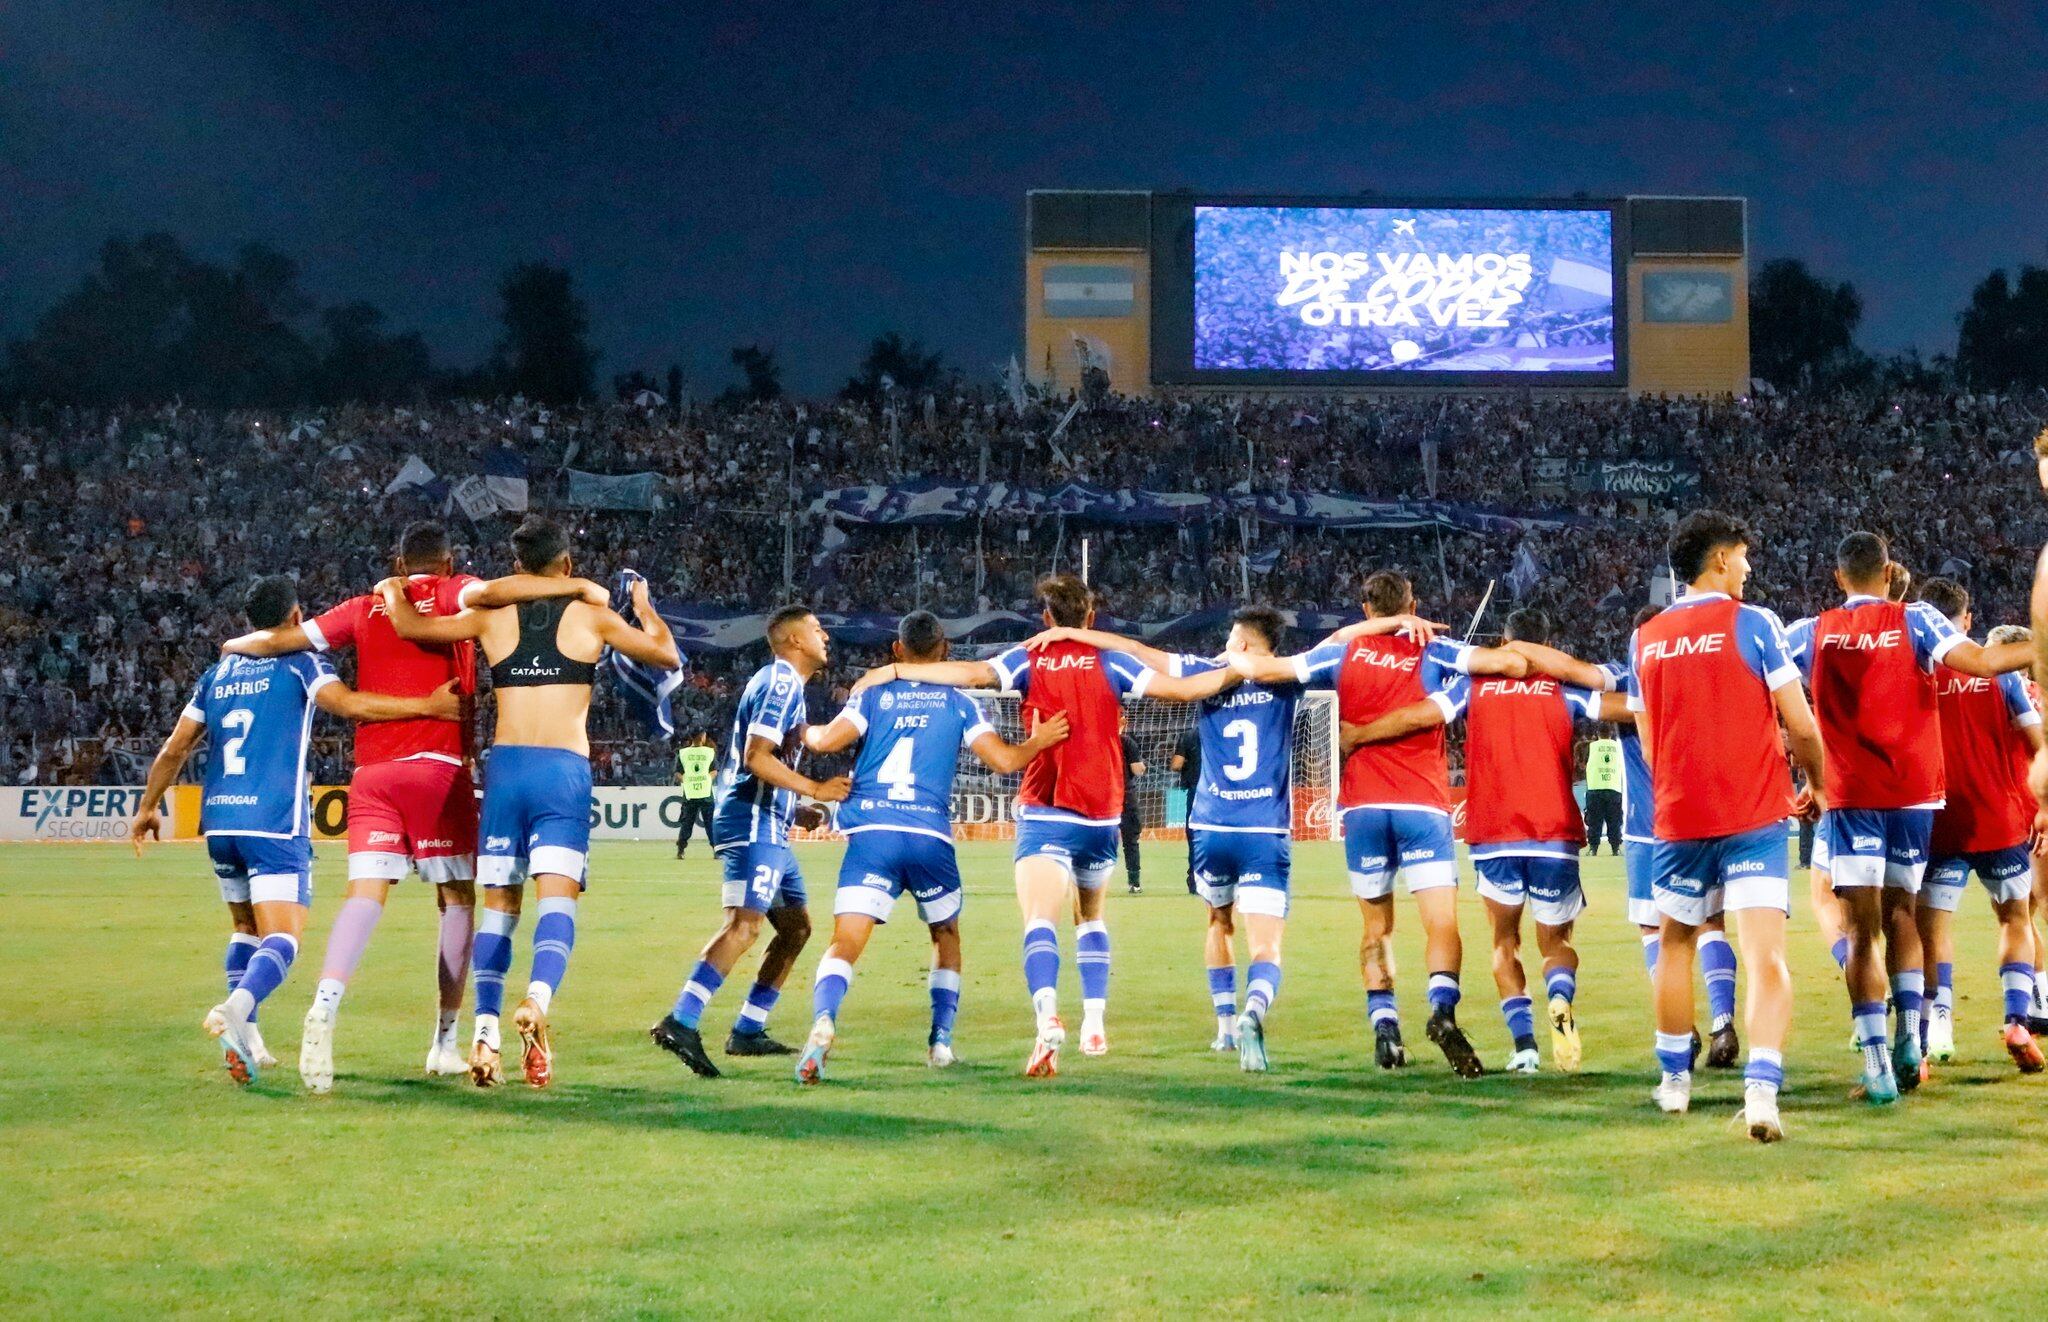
15, 787, 145, 841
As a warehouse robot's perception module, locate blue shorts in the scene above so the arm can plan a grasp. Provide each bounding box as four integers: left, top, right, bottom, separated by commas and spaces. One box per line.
208, 834, 313, 907
478, 746, 593, 888
1824, 807, 1935, 893
1342, 806, 1457, 899
1014, 814, 1120, 890
835, 829, 962, 925
1623, 838, 1658, 927
719, 839, 808, 914
1189, 829, 1292, 918
1472, 845, 1584, 927
1652, 821, 1791, 926
1923, 845, 2033, 912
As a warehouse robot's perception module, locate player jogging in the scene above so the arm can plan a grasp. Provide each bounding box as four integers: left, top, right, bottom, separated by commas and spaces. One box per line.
651, 606, 850, 1078
130, 575, 458, 1084
1244, 570, 1522, 1077
1629, 511, 1826, 1142
855, 574, 1237, 1077
221, 520, 599, 1090
384, 516, 680, 1088
1345, 607, 1603, 1075
791, 611, 1070, 1081
1910, 580, 2046, 1072
1785, 532, 2031, 1101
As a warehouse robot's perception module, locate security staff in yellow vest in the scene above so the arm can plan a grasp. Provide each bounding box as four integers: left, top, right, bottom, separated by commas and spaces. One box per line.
1582, 731, 1623, 856
675, 732, 718, 860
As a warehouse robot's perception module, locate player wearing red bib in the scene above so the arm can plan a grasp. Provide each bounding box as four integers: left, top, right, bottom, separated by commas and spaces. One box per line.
1785, 533, 2032, 1101
857, 575, 1236, 1076
222, 522, 601, 1090
1630, 512, 1827, 1142
1911, 580, 2048, 1072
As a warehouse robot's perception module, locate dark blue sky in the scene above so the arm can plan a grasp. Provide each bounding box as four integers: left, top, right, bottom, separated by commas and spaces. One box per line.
5, 2, 2044, 393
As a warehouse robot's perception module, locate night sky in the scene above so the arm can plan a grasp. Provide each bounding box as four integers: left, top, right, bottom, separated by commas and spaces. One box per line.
5, 2, 2044, 394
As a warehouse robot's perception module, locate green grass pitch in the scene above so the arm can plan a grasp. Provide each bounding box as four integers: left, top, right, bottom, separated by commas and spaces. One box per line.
6, 839, 2047, 1317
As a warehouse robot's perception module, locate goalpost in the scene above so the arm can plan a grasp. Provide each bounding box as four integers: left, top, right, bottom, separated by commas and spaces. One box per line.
953, 691, 1340, 842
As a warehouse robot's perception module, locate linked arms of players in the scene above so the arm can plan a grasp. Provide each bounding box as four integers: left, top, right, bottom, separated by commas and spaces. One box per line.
1014, 626, 1244, 703
376, 574, 612, 645
804, 705, 1071, 771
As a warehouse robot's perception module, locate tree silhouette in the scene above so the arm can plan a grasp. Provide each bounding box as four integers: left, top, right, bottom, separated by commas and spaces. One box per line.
1955, 264, 2048, 392
488, 263, 597, 402
1749, 258, 1863, 391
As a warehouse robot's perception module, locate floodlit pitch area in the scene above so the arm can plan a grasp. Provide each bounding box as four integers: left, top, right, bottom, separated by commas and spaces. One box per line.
8, 841, 2047, 1316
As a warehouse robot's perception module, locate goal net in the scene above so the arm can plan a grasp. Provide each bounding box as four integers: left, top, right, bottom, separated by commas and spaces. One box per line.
951, 691, 1340, 842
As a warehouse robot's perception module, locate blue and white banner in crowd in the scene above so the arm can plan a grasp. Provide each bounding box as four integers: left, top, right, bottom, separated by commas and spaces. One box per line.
808, 480, 1586, 533
482, 446, 529, 512
568, 469, 662, 511
650, 602, 1361, 654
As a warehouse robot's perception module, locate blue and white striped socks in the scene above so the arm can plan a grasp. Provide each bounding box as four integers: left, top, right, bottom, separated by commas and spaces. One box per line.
1022, 919, 1060, 1018
1207, 964, 1237, 1026
929, 967, 961, 1044
1245, 961, 1281, 1020
225, 932, 260, 1023
670, 959, 724, 1029
1745, 1046, 1784, 1100
1075, 920, 1111, 1017
526, 896, 577, 1014
2000, 961, 2034, 1022
473, 908, 519, 1022
733, 982, 781, 1037
813, 956, 854, 1025
1699, 931, 1737, 1028
228, 934, 298, 1016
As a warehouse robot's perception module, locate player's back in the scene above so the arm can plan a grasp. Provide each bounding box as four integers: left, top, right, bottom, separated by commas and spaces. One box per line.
1632, 595, 1793, 841
187, 652, 335, 838
1181, 656, 1300, 833
1463, 676, 1593, 845
717, 657, 807, 832
839, 679, 989, 840
1602, 661, 1656, 844
1804, 598, 1944, 809
1002, 640, 1132, 824
307, 574, 477, 766
1337, 633, 1457, 811
1931, 669, 2036, 854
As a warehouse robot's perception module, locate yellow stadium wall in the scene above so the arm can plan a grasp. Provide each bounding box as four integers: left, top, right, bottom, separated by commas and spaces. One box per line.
1024, 249, 1150, 397
1627, 257, 1750, 397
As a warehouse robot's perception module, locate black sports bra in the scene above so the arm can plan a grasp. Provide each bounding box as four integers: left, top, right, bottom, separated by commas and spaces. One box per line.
489, 598, 598, 688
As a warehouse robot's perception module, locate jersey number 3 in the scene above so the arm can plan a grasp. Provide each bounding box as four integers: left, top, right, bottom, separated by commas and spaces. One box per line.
1220, 718, 1258, 782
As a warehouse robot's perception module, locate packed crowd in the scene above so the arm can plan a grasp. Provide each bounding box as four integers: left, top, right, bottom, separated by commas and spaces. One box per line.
3, 387, 2043, 786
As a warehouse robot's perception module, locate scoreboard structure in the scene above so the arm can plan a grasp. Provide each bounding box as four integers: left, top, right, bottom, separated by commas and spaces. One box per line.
1025, 191, 1748, 397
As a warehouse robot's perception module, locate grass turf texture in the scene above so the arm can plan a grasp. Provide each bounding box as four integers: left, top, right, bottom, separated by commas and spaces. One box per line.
6, 839, 2047, 1318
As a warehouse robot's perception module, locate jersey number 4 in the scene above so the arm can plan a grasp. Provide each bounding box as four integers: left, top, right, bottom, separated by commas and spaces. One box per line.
878, 736, 918, 802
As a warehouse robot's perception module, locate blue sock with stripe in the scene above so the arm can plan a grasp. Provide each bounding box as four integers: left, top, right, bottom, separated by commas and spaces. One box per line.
1367, 989, 1398, 1029
472, 908, 519, 1020
2001, 961, 2035, 1022
928, 967, 961, 1044
670, 960, 724, 1029
733, 982, 780, 1037
1501, 994, 1535, 1046
1890, 972, 1924, 1046
1245, 961, 1282, 1018
1022, 920, 1061, 1015
1076, 920, 1111, 1009
525, 896, 577, 1013
229, 934, 298, 1014
1654, 1030, 1693, 1077
225, 932, 260, 1023
1830, 936, 1850, 970
1427, 972, 1460, 1015
1745, 1046, 1784, 1097
1699, 931, 1737, 1026
812, 956, 853, 1024
1207, 964, 1237, 1022
1544, 966, 1577, 1005
1640, 933, 1660, 984
1935, 961, 1955, 1017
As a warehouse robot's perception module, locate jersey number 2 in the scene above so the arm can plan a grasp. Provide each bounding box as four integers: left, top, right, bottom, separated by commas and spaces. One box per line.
220, 708, 255, 777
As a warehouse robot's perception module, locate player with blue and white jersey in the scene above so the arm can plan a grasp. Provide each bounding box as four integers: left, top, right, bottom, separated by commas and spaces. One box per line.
791, 611, 1069, 1082
129, 575, 460, 1085
653, 607, 852, 1078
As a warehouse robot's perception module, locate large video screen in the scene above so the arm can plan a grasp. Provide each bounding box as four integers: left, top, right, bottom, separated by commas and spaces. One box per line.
1154, 200, 1622, 385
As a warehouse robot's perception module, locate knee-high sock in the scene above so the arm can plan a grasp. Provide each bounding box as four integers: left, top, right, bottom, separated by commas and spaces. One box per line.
1891, 971, 1924, 1044
313, 896, 384, 1014
438, 904, 474, 1017
1427, 972, 1461, 1015
225, 932, 260, 1023
1640, 932, 1660, 985
1367, 989, 1398, 1028
473, 908, 520, 1021
1022, 919, 1060, 1016
1245, 961, 1282, 1018
1698, 931, 1737, 1024
670, 960, 724, 1028
1501, 994, 1535, 1044
929, 967, 961, 1043
1207, 964, 1237, 1021
1075, 920, 1110, 1012
733, 982, 781, 1036
813, 956, 854, 1024
228, 934, 299, 1016
1544, 966, 1577, 1005
525, 896, 577, 1013
2001, 962, 2035, 1021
